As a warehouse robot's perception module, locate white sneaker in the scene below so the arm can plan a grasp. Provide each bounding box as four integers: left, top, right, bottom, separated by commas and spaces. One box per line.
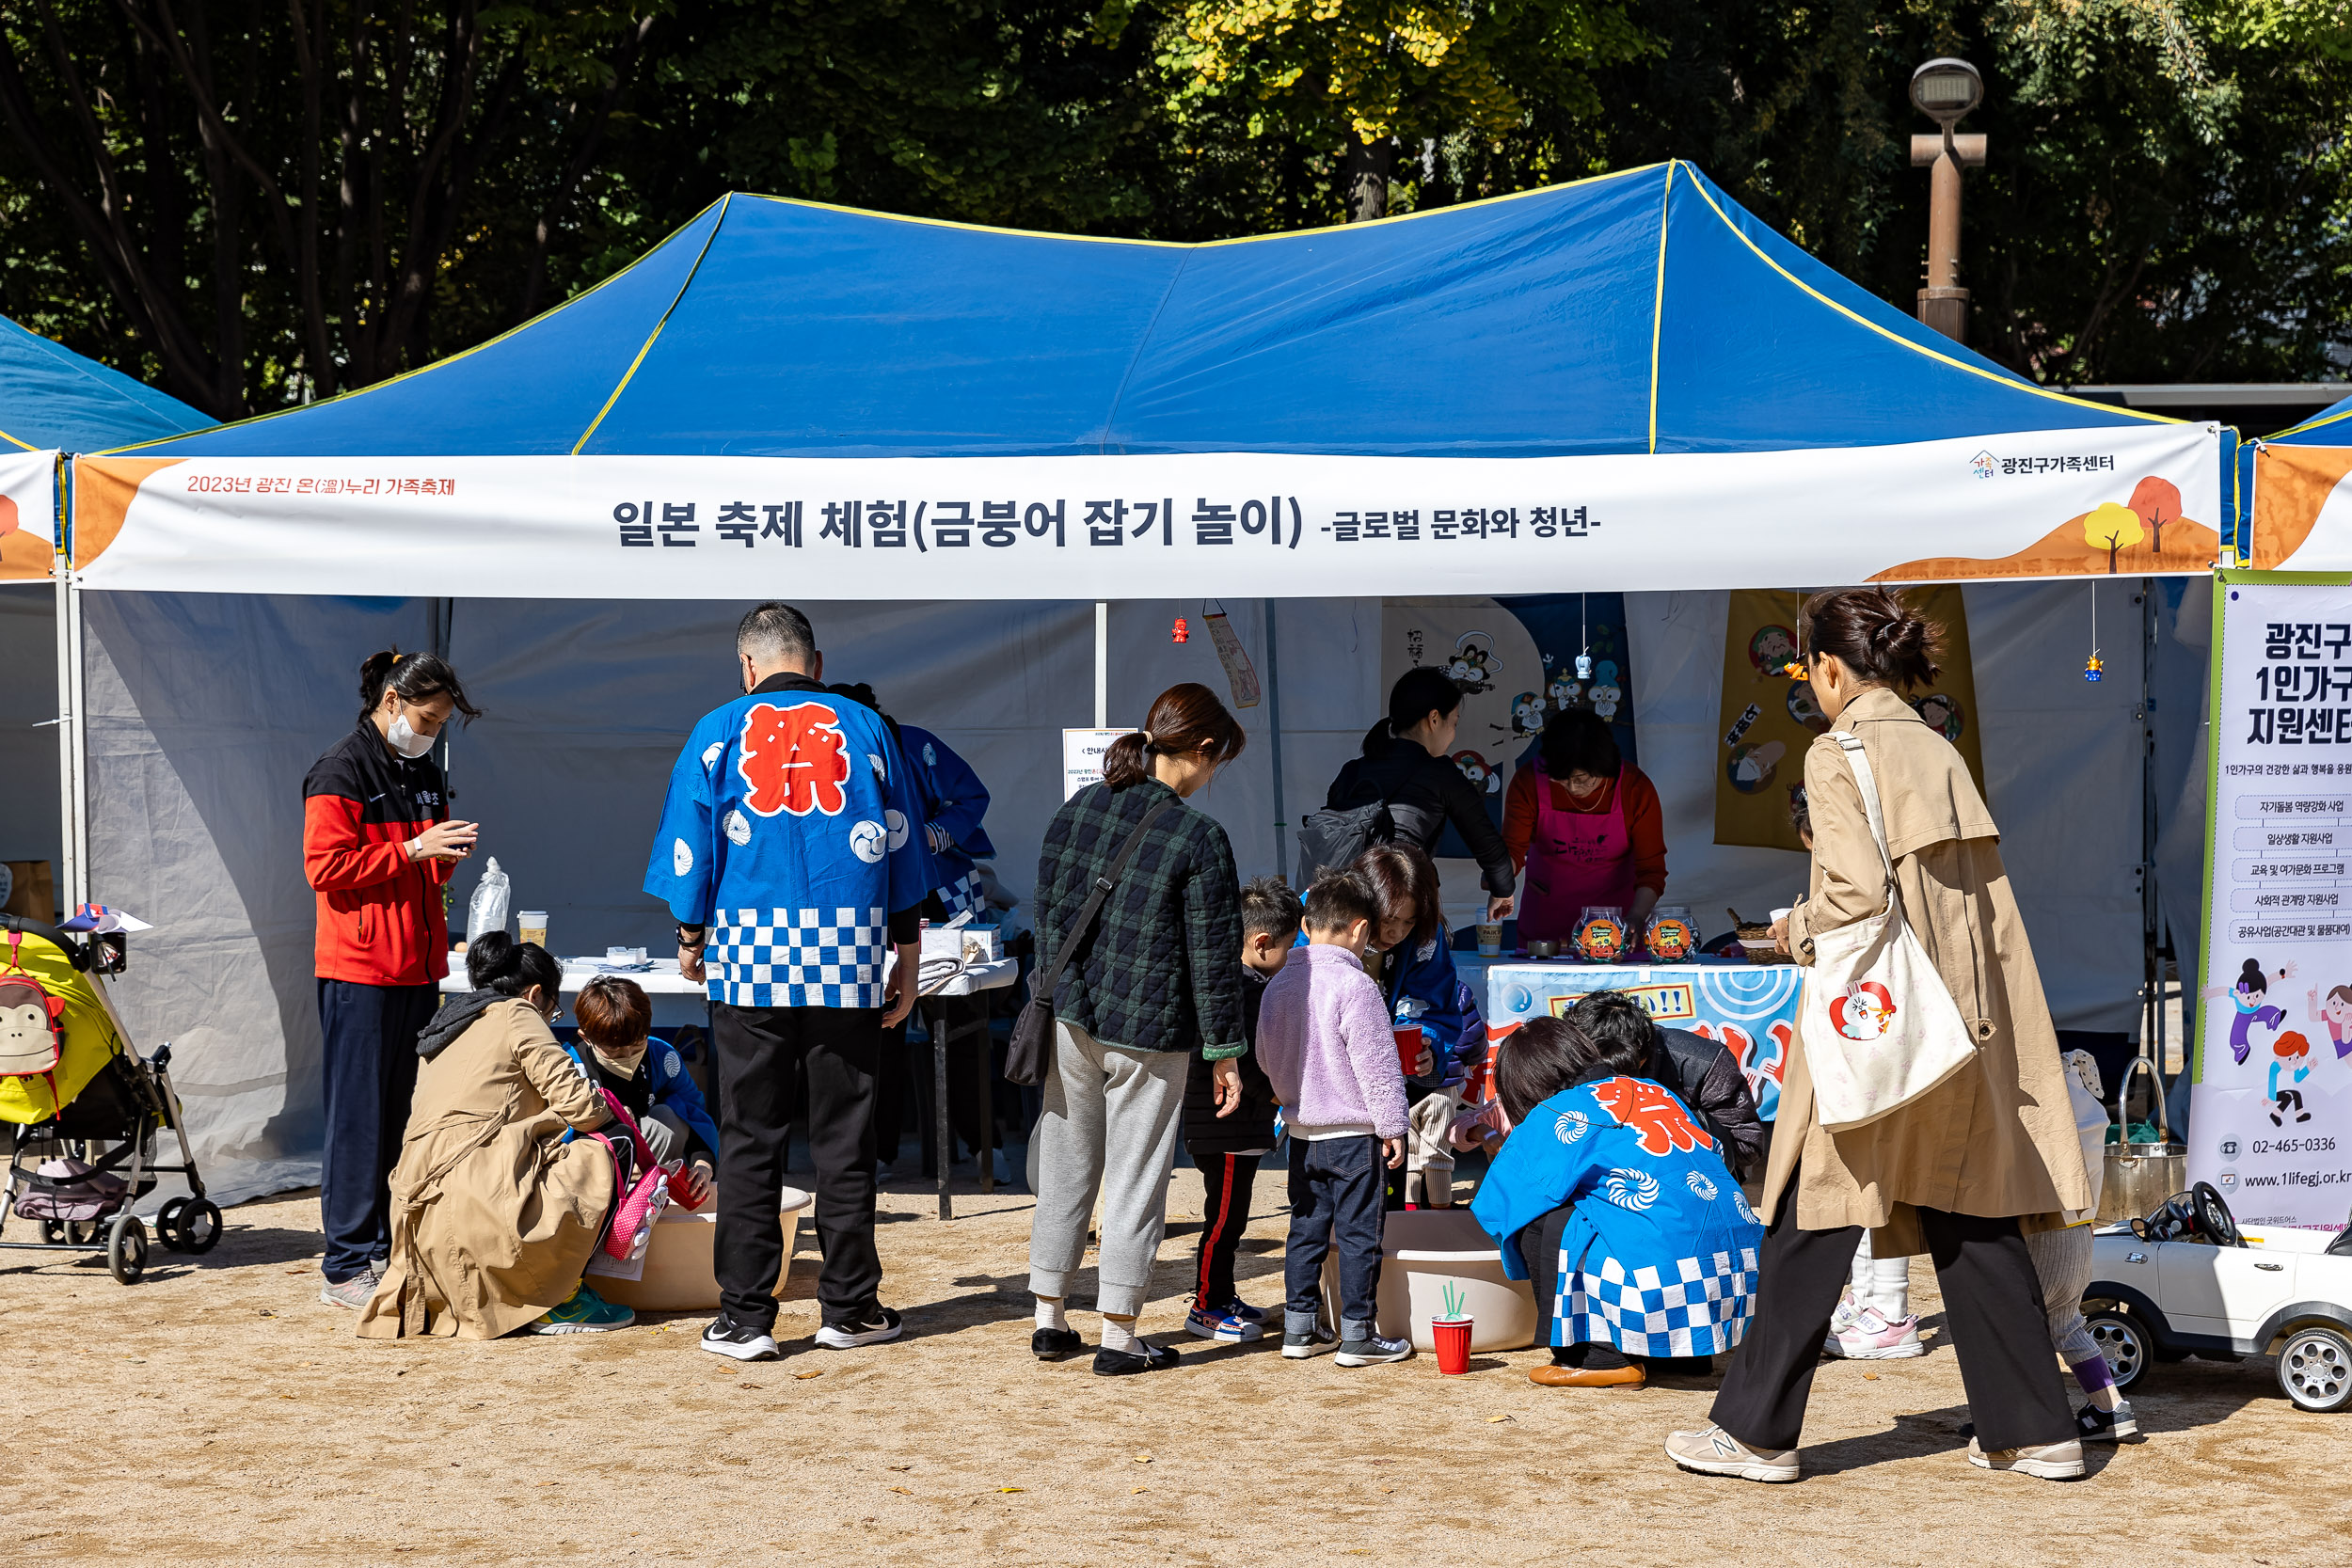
1967, 1435, 2086, 1480
1823, 1304, 1925, 1360
1664, 1423, 1800, 1483
319, 1262, 382, 1309
816, 1306, 904, 1349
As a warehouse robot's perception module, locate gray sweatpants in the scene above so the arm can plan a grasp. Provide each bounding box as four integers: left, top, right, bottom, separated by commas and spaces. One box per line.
1026, 1020, 1190, 1320
2025, 1222, 2101, 1367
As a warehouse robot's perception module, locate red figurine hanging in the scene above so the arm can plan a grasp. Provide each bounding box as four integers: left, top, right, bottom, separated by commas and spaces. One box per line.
1171, 616, 1189, 644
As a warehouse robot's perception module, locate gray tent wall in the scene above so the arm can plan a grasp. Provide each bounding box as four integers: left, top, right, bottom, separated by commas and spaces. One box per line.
0, 584, 64, 901
74, 579, 2204, 1204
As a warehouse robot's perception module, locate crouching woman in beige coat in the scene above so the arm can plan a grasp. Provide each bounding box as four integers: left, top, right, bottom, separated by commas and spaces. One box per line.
358, 934, 626, 1339
1668, 588, 2093, 1485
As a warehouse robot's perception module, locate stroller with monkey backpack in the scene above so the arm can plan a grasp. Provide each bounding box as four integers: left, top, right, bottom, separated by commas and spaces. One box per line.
1, 913, 217, 1283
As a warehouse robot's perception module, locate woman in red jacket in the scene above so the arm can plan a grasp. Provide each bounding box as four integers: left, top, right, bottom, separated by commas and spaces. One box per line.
304, 649, 479, 1308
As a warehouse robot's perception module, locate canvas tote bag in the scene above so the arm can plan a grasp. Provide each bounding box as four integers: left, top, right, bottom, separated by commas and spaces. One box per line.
1799, 733, 1979, 1132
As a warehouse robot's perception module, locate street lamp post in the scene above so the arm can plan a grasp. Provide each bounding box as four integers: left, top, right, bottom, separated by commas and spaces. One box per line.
1909, 57, 1986, 344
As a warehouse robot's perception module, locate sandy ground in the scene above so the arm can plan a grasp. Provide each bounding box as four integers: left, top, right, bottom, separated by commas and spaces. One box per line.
3, 1166, 2346, 1568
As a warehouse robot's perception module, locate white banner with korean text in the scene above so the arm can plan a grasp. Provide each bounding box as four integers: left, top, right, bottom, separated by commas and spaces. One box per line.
72, 422, 2221, 598
2190, 572, 2352, 1229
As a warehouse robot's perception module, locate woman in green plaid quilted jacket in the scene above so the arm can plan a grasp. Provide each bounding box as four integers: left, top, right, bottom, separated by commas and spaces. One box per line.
1026, 683, 1251, 1376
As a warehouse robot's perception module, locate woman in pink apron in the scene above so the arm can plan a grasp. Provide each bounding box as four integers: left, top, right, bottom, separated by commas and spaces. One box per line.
1503, 709, 1667, 945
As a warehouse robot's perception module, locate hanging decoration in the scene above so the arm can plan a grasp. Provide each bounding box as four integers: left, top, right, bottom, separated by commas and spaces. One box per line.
1200, 601, 1261, 707
2084, 585, 2104, 681
1170, 616, 1188, 644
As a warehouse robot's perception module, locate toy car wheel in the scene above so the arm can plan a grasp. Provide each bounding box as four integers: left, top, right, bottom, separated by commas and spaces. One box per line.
106, 1212, 148, 1285
154, 1196, 189, 1252
2277, 1325, 2352, 1413
175, 1198, 223, 1255
2086, 1309, 2153, 1392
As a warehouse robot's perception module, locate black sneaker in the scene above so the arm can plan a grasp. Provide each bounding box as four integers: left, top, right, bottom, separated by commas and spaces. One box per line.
1032, 1326, 1084, 1361
1093, 1342, 1181, 1376
2076, 1400, 2138, 1442
1281, 1329, 1337, 1360
701, 1314, 780, 1362
817, 1306, 905, 1350
1336, 1333, 1414, 1367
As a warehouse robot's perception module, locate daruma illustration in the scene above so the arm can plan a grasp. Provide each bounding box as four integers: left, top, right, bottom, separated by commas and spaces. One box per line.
1830, 981, 1898, 1041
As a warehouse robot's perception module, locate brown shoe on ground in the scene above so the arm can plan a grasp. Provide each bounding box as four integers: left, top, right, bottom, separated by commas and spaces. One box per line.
1530, 1361, 1646, 1388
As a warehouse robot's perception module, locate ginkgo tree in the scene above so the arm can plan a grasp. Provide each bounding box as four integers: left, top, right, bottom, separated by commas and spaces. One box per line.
1117, 0, 1646, 221
2084, 500, 2146, 574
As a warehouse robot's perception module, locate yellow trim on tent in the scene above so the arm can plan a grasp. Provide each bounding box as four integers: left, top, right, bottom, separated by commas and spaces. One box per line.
1677, 171, 2178, 427
0, 426, 34, 451
1647, 162, 1675, 455
93, 199, 739, 456
574, 194, 736, 454
2268, 404, 2352, 443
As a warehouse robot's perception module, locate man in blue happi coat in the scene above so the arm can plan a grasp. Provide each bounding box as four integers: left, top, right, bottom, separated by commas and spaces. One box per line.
645, 603, 930, 1362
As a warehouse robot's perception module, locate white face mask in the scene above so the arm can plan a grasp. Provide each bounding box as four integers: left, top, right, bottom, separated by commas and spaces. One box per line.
385, 708, 436, 759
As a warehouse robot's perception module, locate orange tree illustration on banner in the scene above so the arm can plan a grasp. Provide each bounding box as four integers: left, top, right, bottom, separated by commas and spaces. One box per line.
2085, 499, 2146, 573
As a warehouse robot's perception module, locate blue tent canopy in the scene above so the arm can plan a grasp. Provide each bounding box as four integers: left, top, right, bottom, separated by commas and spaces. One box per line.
124, 162, 2164, 462
1, 314, 207, 452
2268, 394, 2352, 447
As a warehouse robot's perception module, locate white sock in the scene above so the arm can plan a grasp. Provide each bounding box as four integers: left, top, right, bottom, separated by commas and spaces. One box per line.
1101, 1316, 1141, 1354
1035, 1296, 1067, 1333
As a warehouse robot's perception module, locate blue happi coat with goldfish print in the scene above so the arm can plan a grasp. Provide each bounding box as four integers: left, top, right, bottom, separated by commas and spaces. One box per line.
1471, 1074, 1763, 1356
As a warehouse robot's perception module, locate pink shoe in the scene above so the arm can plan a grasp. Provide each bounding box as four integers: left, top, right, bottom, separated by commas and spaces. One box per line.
1824, 1305, 1924, 1360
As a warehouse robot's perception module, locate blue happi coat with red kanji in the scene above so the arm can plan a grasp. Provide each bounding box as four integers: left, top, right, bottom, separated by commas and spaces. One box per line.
1471, 1074, 1763, 1356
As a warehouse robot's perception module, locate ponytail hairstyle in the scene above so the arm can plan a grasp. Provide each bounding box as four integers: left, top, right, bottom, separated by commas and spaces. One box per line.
359, 648, 481, 726
466, 929, 562, 1004
1797, 588, 1943, 691
1101, 682, 1248, 789
1367, 666, 1463, 754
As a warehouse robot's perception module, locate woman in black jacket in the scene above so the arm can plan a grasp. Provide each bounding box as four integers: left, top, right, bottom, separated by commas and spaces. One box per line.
1325, 667, 1517, 922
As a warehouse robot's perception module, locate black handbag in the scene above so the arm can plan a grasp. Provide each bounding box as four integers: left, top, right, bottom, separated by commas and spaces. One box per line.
1005, 798, 1179, 1087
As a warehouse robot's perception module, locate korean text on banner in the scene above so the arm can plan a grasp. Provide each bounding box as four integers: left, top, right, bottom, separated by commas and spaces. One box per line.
2191, 571, 2352, 1227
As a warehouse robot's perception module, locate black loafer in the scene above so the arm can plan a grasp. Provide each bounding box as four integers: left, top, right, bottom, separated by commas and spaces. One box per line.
1031, 1326, 1084, 1361
1092, 1342, 1181, 1376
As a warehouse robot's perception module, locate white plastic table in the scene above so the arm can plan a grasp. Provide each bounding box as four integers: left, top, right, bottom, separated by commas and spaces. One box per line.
437, 957, 711, 1026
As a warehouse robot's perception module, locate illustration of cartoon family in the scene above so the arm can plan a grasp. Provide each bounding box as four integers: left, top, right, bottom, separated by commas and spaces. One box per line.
2199, 958, 2352, 1126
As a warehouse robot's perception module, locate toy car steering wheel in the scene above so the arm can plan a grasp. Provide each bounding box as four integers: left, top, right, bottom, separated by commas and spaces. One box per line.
2193, 1180, 2244, 1248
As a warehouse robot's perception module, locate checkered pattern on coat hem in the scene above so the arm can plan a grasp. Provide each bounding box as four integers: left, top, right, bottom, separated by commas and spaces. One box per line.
707, 907, 886, 1008
936, 870, 982, 920
1558, 1246, 1759, 1357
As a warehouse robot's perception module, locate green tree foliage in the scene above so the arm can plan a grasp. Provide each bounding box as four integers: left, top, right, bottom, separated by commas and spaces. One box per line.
0, 0, 2345, 416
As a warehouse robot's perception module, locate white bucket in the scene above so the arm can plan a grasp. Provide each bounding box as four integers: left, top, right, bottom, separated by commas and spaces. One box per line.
1320, 1208, 1538, 1352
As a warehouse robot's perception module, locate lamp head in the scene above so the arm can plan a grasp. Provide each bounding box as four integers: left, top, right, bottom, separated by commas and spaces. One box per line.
1910, 57, 1983, 129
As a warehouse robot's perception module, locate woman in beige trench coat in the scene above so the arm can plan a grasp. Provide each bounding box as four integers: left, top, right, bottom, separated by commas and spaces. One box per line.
1668, 588, 2093, 1486
358, 935, 622, 1340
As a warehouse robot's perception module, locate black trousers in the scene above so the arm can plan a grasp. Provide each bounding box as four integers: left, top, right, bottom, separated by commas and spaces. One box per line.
1518, 1203, 1648, 1370
316, 979, 436, 1283
1190, 1150, 1262, 1310
1711, 1183, 2074, 1453
1285, 1136, 1386, 1333
710, 1003, 883, 1332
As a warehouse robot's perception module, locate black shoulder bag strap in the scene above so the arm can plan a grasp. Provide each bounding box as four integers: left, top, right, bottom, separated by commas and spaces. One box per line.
1004, 796, 1180, 1086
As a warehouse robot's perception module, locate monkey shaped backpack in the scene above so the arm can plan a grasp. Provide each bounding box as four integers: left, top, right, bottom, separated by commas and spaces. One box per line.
0, 933, 69, 1115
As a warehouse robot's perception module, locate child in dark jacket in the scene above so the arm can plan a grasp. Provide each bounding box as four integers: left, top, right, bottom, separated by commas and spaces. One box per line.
1183, 877, 1301, 1343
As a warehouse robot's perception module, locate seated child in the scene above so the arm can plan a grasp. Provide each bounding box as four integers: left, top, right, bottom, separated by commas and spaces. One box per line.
1255, 872, 1412, 1367
1470, 1015, 1762, 1389
571, 975, 717, 1208
1182, 876, 1300, 1344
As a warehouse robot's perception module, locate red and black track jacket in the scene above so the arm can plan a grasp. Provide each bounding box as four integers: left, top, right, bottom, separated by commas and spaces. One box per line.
302, 721, 453, 987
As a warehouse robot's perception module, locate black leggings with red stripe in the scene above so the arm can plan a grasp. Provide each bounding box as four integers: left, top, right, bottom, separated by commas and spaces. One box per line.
1190, 1151, 1262, 1312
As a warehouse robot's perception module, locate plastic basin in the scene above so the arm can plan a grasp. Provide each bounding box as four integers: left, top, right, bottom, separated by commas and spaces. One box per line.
1319, 1208, 1538, 1352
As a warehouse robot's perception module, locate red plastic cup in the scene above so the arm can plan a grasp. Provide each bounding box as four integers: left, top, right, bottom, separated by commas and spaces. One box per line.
1394, 1027, 1423, 1078
1433, 1318, 1473, 1374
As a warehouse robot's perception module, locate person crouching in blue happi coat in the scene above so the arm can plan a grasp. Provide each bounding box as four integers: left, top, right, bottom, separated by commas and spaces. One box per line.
1471, 1015, 1763, 1391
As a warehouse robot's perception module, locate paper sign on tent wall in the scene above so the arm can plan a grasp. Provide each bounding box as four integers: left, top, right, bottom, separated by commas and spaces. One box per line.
2189, 571, 2352, 1229
1063, 729, 1135, 800
1712, 587, 1982, 851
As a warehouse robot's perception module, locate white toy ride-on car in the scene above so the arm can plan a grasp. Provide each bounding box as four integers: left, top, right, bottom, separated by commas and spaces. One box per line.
2085, 1180, 2352, 1414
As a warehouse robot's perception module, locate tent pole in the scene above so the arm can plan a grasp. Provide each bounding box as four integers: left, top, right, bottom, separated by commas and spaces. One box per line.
1263, 600, 1287, 879
1093, 601, 1107, 728
2140, 578, 2164, 1084
52, 559, 77, 918
63, 568, 90, 912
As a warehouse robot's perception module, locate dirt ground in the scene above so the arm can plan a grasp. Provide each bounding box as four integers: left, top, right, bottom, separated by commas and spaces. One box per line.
2, 1167, 2346, 1568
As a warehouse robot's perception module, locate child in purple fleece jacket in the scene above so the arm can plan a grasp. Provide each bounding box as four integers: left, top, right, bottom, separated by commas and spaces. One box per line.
1255, 872, 1413, 1365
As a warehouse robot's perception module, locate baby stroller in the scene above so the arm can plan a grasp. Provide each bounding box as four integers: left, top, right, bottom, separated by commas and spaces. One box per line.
1, 914, 217, 1283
